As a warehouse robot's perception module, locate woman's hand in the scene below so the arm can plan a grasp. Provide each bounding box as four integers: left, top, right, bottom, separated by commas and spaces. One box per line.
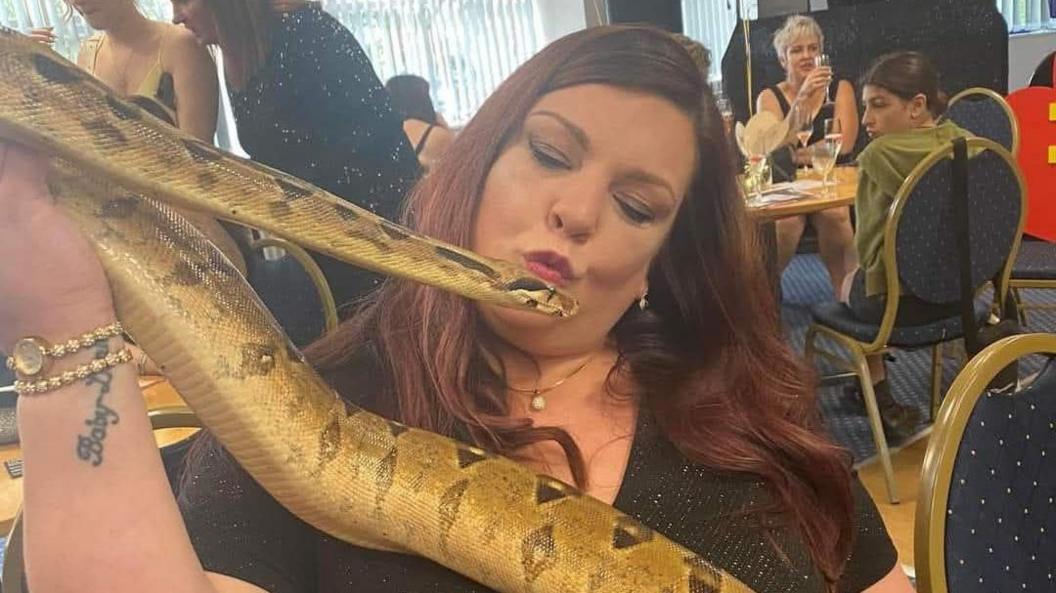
27, 27, 56, 46
0, 142, 117, 351
794, 65, 832, 115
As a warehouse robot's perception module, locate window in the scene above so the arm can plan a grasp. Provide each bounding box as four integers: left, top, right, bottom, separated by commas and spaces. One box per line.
997, 0, 1055, 33
681, 0, 739, 82
1, 0, 547, 132
326, 0, 543, 125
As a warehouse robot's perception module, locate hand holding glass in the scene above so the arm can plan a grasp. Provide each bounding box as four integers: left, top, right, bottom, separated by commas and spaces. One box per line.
814, 54, 834, 104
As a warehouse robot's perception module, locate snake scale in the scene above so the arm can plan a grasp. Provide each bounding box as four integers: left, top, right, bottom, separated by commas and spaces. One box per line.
0, 29, 755, 593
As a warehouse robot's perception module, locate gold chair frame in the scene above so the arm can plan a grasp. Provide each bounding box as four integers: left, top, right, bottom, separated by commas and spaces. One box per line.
946, 87, 1021, 157
250, 236, 339, 335
804, 138, 1027, 503
914, 332, 1056, 593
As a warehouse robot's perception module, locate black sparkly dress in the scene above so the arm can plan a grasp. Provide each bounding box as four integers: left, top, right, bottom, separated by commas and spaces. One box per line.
178, 355, 898, 593
228, 3, 420, 307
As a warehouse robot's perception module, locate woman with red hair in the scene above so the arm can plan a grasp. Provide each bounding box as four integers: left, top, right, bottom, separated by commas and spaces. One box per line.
0, 25, 910, 593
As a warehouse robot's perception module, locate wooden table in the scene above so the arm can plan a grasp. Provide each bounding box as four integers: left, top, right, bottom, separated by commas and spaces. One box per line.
0, 377, 196, 535
747, 165, 858, 221
746, 166, 858, 293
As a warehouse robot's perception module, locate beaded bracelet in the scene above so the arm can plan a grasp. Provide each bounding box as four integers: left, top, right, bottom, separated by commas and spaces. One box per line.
14, 348, 133, 396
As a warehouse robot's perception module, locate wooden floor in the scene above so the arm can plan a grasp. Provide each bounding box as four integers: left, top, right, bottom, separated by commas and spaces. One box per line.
858, 433, 932, 576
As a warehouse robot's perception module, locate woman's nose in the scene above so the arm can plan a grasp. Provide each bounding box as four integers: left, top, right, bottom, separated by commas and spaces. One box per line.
548, 185, 605, 242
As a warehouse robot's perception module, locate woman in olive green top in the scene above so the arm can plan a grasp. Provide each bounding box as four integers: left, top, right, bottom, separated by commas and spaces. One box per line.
844, 52, 970, 439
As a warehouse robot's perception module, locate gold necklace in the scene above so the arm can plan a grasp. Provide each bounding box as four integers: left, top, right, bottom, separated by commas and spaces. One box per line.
506, 357, 593, 412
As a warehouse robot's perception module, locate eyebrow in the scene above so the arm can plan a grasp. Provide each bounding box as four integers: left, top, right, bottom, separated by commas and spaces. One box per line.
527, 111, 592, 152
621, 170, 677, 203
527, 110, 678, 202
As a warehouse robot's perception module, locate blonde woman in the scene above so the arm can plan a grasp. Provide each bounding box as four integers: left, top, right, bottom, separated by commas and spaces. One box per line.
756, 15, 859, 297
31, 0, 246, 273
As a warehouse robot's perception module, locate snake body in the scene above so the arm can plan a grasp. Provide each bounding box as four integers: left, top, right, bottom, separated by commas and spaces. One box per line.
1, 29, 755, 593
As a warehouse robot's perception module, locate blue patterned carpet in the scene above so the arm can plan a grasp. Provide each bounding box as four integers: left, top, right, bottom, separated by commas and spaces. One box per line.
781, 254, 1056, 464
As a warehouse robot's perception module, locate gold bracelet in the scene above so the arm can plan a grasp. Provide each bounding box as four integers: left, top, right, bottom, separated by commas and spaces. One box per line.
14, 348, 133, 396
6, 322, 124, 378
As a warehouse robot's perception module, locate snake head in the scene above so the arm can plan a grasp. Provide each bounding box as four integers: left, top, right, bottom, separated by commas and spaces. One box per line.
503, 277, 579, 318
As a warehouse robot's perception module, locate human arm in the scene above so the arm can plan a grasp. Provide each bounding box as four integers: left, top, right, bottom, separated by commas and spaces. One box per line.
834, 79, 860, 156
165, 26, 219, 143
0, 142, 264, 593
756, 87, 800, 149
836, 477, 904, 592
160, 27, 246, 275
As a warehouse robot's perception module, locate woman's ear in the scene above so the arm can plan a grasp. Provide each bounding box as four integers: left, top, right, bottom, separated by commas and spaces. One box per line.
910, 93, 929, 120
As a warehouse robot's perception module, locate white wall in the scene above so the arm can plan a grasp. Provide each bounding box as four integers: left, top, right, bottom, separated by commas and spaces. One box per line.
534, 0, 588, 43
1008, 29, 1056, 89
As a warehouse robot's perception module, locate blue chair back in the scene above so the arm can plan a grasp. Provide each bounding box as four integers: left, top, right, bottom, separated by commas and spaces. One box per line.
946, 89, 1018, 154
893, 140, 1023, 305
943, 356, 1056, 591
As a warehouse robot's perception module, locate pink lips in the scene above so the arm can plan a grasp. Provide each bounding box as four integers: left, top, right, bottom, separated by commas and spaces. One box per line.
524, 251, 574, 287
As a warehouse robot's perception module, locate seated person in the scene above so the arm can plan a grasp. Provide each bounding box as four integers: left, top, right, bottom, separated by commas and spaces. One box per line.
1, 26, 912, 593
757, 15, 859, 297
55, 0, 245, 275
846, 51, 970, 439
385, 74, 455, 171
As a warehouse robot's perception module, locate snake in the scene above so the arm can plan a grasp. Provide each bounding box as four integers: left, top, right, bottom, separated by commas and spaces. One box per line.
0, 29, 755, 593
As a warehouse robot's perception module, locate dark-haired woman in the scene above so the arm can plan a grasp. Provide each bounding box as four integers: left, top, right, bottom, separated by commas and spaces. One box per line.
170, 0, 420, 307
845, 51, 970, 439
1, 26, 912, 593
386, 74, 455, 171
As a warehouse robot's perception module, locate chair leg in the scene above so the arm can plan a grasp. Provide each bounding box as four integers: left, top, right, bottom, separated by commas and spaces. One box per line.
804, 326, 818, 365
930, 342, 943, 422
851, 351, 900, 504
1012, 287, 1027, 326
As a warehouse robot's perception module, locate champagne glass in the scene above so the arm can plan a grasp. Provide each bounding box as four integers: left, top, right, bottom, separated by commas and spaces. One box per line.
814, 53, 834, 105
795, 104, 814, 150
710, 80, 734, 133
823, 118, 843, 155
811, 135, 840, 197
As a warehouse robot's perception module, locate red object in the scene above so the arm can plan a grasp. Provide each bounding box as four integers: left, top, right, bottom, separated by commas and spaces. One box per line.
1007, 87, 1056, 241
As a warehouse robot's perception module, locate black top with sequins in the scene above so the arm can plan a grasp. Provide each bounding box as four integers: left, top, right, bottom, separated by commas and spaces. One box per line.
228, 3, 420, 305
178, 354, 898, 593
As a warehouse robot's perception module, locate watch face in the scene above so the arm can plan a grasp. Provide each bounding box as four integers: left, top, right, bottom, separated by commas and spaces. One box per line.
13, 338, 46, 377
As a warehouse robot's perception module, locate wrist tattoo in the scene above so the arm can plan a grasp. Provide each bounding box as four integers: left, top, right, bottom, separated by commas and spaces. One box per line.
76, 341, 120, 466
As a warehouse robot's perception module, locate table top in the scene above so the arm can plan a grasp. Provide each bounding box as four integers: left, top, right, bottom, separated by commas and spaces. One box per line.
747, 166, 858, 221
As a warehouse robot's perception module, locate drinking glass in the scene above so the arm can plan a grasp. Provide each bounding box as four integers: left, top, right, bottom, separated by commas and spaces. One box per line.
814, 54, 834, 104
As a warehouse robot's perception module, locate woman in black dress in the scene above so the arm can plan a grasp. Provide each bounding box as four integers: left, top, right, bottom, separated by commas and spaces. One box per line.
1, 26, 911, 593
171, 0, 420, 307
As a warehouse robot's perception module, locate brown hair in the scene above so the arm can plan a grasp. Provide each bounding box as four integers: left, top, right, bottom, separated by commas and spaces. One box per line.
861, 51, 949, 117
201, 0, 273, 89
304, 25, 855, 585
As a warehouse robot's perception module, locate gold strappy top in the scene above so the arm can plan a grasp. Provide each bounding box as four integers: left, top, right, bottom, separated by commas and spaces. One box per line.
82, 29, 177, 123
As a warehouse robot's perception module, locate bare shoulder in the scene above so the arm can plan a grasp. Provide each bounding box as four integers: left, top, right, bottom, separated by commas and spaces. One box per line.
163, 25, 213, 67
756, 86, 781, 115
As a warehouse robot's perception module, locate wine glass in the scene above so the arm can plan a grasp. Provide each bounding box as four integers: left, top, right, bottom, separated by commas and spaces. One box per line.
812, 119, 842, 196
710, 80, 734, 133
814, 53, 834, 105
824, 118, 843, 154
792, 104, 813, 176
